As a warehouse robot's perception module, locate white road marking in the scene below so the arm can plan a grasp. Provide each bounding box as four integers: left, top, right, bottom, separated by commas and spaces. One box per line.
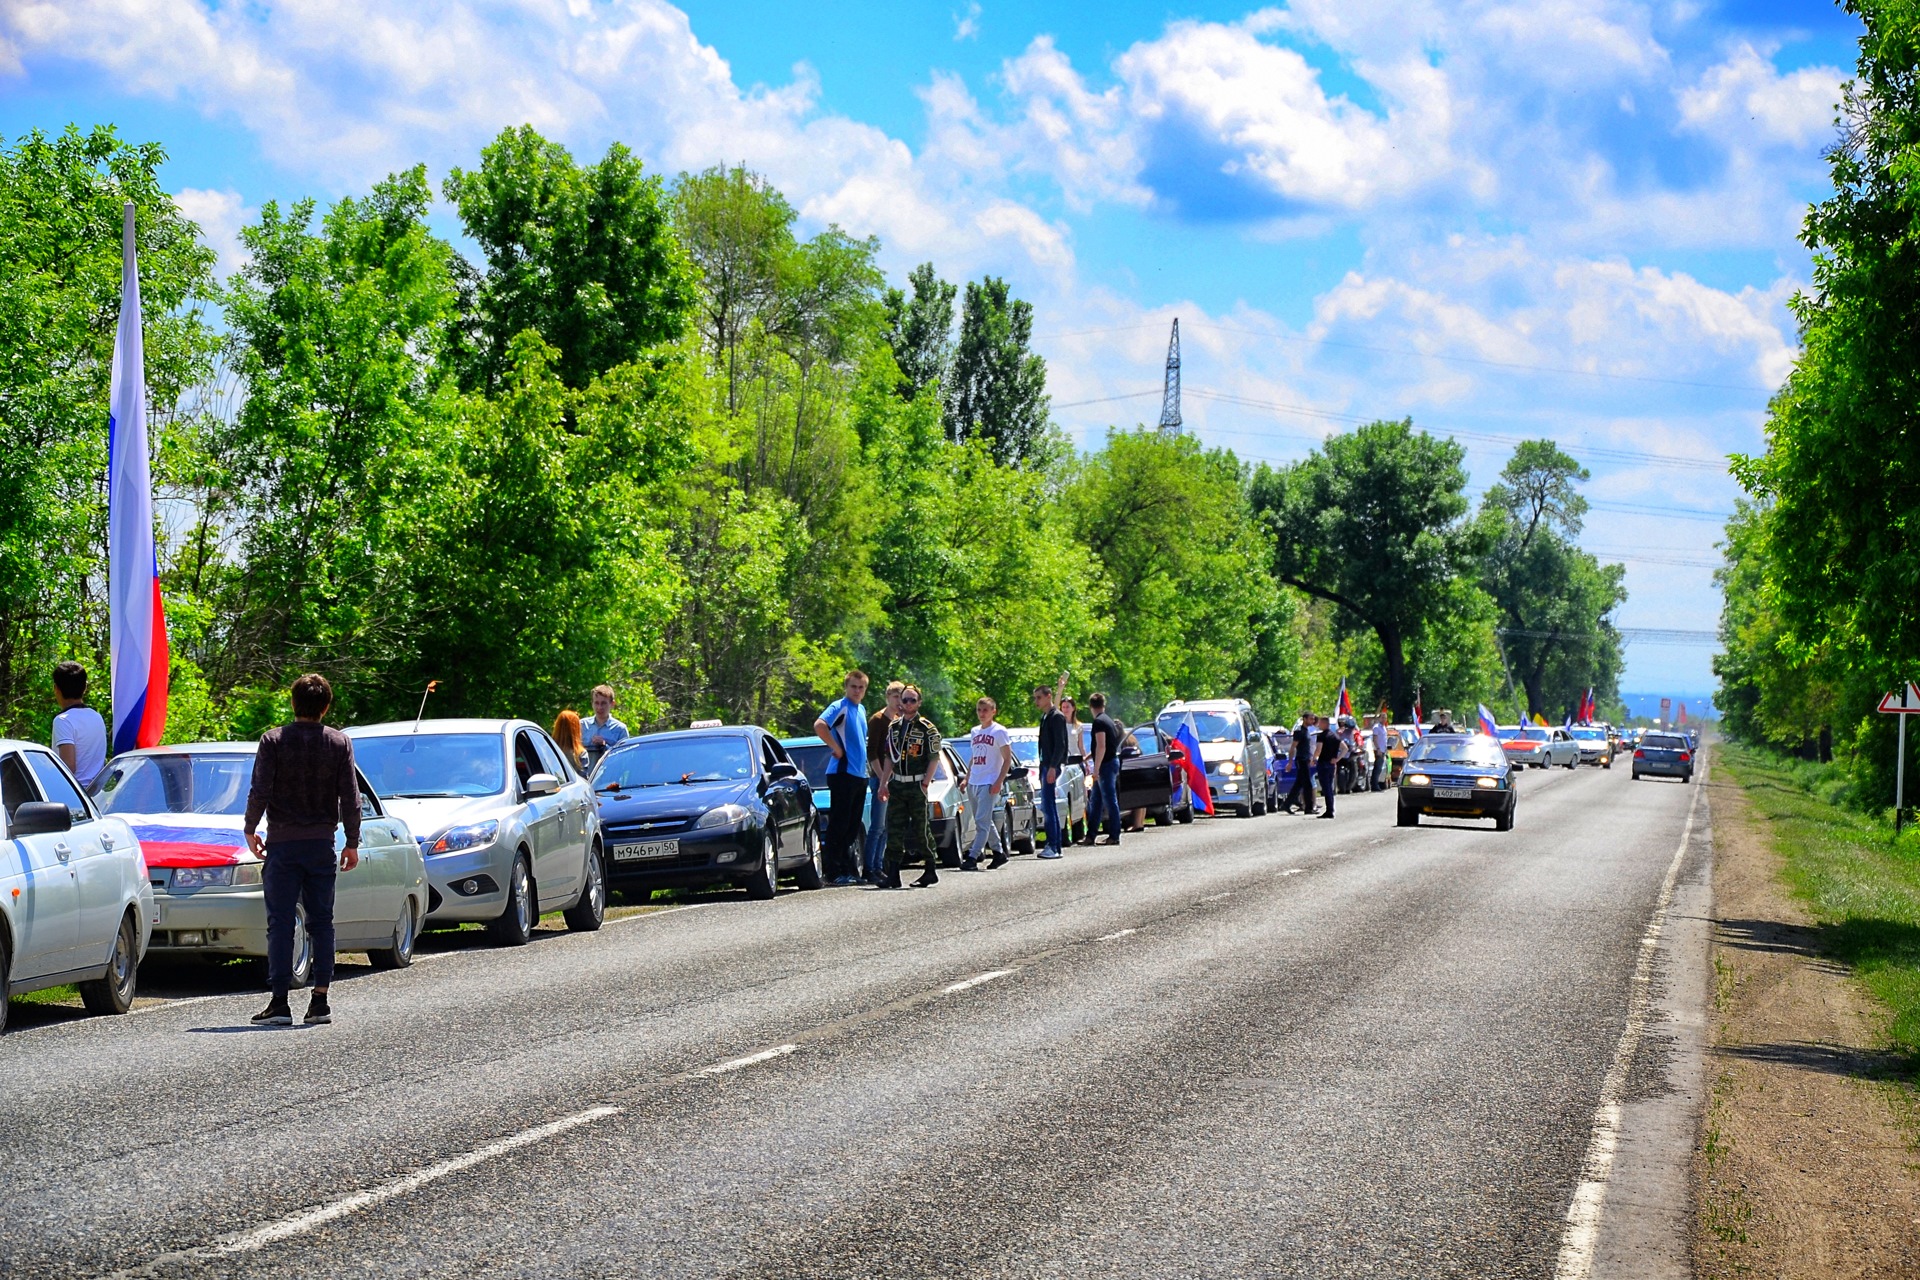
701, 1044, 799, 1075
609, 902, 711, 926
1553, 777, 1703, 1280
1199, 891, 1233, 902
1280, 869, 1305, 877
213, 1105, 621, 1254
1329, 851, 1347, 857
1094, 928, 1136, 941
942, 969, 1016, 994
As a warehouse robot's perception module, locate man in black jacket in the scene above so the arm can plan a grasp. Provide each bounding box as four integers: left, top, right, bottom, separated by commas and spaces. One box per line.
1316, 715, 1344, 819
1033, 682, 1069, 858
1284, 715, 1318, 815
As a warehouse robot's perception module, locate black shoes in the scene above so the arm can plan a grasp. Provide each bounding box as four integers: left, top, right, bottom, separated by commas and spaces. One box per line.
1318, 811, 1335, 820
960, 858, 982, 872
884, 869, 903, 889
987, 851, 1008, 870
304, 993, 332, 1025
912, 866, 940, 888
251, 999, 293, 1026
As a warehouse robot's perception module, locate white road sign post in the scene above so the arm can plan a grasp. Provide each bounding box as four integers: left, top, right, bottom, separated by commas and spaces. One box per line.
1876, 682, 1920, 834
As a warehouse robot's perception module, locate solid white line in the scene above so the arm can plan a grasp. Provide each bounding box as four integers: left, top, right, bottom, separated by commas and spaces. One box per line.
608, 902, 711, 926
1553, 779, 1703, 1280
214, 1105, 620, 1253
700, 1044, 798, 1075
942, 969, 1016, 994
1199, 891, 1233, 902
1094, 928, 1137, 941
1280, 869, 1305, 877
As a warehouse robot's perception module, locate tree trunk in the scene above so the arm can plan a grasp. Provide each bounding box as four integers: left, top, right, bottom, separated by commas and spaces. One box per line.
1380, 622, 1409, 720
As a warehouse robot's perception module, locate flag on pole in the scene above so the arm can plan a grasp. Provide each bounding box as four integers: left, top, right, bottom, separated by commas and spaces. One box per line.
1412, 690, 1424, 726
1677, 702, 1688, 727
1577, 687, 1596, 723
1531, 712, 1548, 728
1476, 703, 1500, 738
1171, 713, 1214, 815
1334, 677, 1353, 720
109, 201, 168, 754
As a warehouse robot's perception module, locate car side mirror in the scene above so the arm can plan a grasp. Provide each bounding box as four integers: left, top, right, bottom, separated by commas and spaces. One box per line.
1120, 745, 1140, 759
11, 800, 72, 837
1009, 764, 1030, 779
767, 761, 800, 783
523, 772, 561, 798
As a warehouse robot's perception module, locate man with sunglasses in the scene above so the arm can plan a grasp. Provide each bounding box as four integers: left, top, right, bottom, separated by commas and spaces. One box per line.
878, 685, 943, 889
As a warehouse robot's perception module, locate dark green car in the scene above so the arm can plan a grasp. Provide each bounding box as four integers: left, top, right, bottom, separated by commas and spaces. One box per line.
1396, 734, 1517, 831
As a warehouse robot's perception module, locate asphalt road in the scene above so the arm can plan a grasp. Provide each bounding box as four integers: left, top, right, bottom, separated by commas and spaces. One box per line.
0, 760, 1708, 1279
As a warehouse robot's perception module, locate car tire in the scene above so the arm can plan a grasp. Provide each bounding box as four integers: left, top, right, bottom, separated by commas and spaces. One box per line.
369, 900, 418, 969
563, 846, 607, 931
1176, 801, 1195, 824
746, 831, 778, 900
1495, 803, 1515, 832
486, 855, 535, 946
1397, 805, 1418, 827
79, 911, 139, 1016
793, 822, 825, 891
1631, 771, 1642, 781
1683, 772, 1694, 784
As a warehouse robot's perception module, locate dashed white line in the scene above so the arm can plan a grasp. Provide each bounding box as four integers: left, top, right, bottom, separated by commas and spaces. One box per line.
1328, 850, 1348, 857
1094, 928, 1137, 941
942, 969, 1017, 994
1199, 891, 1233, 902
1280, 869, 1305, 877
700, 1044, 799, 1075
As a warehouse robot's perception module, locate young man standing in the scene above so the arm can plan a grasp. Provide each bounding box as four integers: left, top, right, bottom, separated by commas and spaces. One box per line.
879, 687, 942, 888
1284, 714, 1318, 815
863, 681, 904, 885
582, 684, 629, 769
1315, 713, 1342, 819
1033, 680, 1069, 859
962, 696, 1014, 870
50, 661, 108, 789
1370, 715, 1391, 791
812, 670, 870, 885
244, 673, 360, 1027
1086, 692, 1125, 846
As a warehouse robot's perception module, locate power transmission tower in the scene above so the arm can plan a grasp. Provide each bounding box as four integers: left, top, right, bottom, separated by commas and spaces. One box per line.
1157, 317, 1182, 433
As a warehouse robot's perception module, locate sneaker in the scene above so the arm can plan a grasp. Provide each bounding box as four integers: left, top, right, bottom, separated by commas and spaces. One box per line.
304, 993, 332, 1025
987, 851, 1008, 870
1037, 850, 1063, 860
251, 999, 293, 1026
959, 858, 982, 872
1099, 836, 1122, 846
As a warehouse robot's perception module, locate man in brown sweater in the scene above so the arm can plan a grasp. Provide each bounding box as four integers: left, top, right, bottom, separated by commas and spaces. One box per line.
244, 673, 361, 1026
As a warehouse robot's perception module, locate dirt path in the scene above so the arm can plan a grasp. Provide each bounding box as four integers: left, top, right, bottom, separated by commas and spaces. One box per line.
1693, 768, 1920, 1277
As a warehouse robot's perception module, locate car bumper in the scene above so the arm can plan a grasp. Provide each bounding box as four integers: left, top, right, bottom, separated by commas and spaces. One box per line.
1634, 760, 1691, 777
148, 887, 270, 957
421, 843, 517, 923
603, 825, 763, 890
1399, 786, 1511, 818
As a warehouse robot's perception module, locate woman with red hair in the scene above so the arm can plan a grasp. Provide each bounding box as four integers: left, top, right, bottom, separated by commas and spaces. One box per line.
551, 709, 588, 775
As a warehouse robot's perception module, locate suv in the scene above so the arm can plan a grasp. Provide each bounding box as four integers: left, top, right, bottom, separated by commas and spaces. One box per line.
1156, 699, 1272, 818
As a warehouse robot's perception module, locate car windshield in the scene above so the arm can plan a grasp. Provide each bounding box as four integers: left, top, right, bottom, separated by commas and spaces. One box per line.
93, 753, 253, 816
1571, 728, 1606, 740
1514, 726, 1549, 741
1407, 737, 1508, 767
1167, 712, 1242, 743
1008, 736, 1040, 765
785, 744, 834, 788
1643, 734, 1689, 749
595, 736, 755, 789
1132, 727, 1162, 753
354, 733, 505, 798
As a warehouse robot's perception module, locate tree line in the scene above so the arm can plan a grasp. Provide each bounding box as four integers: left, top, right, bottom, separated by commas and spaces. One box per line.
0, 122, 1627, 744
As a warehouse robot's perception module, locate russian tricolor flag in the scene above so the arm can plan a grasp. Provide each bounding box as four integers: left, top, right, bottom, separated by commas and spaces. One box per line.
1334, 677, 1353, 720
108, 202, 168, 753
1171, 714, 1214, 815
1476, 703, 1500, 738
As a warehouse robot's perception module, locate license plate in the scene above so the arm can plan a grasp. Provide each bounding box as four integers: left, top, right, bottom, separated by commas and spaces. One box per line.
1434, 787, 1472, 799
612, 839, 680, 862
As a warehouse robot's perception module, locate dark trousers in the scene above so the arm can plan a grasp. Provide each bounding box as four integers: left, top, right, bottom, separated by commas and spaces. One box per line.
824, 771, 866, 879
1089, 758, 1122, 840
886, 783, 936, 873
1316, 762, 1337, 816
264, 839, 337, 997
1285, 761, 1316, 813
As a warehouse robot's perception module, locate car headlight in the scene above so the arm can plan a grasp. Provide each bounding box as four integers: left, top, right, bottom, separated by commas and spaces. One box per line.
1217, 760, 1242, 776
694, 803, 752, 830
428, 819, 499, 854
1405, 773, 1431, 786
1475, 776, 1499, 788
171, 865, 236, 890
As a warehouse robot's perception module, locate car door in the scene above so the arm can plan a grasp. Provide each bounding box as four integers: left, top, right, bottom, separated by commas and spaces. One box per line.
3, 750, 80, 980
22, 748, 112, 973
756, 736, 799, 857
529, 730, 583, 901
352, 771, 418, 944
513, 730, 568, 908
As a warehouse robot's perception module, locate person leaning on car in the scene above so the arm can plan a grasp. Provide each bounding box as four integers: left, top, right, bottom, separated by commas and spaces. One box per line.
244, 673, 360, 1028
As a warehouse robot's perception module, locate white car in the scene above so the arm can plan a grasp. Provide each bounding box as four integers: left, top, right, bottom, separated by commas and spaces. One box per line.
92, 743, 428, 983
1568, 726, 1613, 768
1497, 725, 1580, 769
1, 740, 154, 1032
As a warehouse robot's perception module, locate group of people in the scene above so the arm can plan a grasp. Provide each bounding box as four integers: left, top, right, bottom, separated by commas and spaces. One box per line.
1278, 711, 1401, 818
808, 670, 1134, 892
547, 685, 632, 775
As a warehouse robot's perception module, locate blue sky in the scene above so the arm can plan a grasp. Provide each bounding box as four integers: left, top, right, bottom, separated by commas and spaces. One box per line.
0, 1, 1864, 697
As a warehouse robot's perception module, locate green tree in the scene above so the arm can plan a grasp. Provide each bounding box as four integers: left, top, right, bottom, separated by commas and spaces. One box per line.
883, 262, 957, 400
945, 276, 1051, 468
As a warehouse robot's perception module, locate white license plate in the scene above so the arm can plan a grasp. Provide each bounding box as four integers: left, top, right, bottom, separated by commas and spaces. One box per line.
1433, 787, 1473, 799
612, 839, 680, 862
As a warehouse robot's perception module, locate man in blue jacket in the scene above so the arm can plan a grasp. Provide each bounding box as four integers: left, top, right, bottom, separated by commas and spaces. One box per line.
812, 670, 870, 884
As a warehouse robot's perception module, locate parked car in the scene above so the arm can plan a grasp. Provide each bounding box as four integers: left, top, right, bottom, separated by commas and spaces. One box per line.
1568, 726, 1613, 768
92, 743, 427, 982
591, 726, 820, 898
1007, 728, 1088, 844
1156, 699, 1273, 817
1, 742, 154, 1031
1631, 732, 1695, 783
1119, 725, 1193, 826
1397, 733, 1517, 831
348, 719, 606, 944
1497, 725, 1580, 769
779, 734, 871, 851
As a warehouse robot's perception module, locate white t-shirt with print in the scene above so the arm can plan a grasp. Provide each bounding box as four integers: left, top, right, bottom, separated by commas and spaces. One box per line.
52, 705, 109, 788
967, 722, 1011, 787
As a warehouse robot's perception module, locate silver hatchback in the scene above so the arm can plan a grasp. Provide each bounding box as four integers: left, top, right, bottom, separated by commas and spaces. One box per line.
346, 719, 607, 945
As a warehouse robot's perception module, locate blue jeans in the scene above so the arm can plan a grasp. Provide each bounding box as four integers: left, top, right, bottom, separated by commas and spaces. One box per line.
1090, 758, 1122, 839
1038, 771, 1062, 850
864, 774, 889, 878
264, 839, 337, 997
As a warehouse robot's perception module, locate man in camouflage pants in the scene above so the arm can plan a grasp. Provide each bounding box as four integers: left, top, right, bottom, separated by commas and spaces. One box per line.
880, 685, 942, 889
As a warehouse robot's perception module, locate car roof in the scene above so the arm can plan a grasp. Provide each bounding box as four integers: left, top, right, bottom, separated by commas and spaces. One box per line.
347, 718, 525, 737
0, 738, 77, 754
1162, 699, 1250, 712
621, 726, 763, 746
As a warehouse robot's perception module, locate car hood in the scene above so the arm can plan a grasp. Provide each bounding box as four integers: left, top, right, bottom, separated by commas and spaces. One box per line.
381, 794, 508, 842
597, 779, 756, 823
116, 812, 256, 869
1197, 742, 1243, 765
1406, 761, 1507, 779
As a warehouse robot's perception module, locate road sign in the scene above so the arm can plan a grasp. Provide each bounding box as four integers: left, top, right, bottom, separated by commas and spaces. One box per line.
1876, 683, 1920, 713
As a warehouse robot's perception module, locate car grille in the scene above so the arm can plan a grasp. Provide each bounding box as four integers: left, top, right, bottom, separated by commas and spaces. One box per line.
602, 817, 695, 839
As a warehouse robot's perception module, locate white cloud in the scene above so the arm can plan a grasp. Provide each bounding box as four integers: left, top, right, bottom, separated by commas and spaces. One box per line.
1678, 43, 1841, 149
171, 187, 255, 279
954, 2, 981, 43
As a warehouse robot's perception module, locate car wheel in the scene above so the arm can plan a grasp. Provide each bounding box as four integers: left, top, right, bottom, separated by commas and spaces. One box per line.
1015, 828, 1036, 855
369, 900, 418, 969
1631, 771, 1642, 781
563, 846, 607, 931
78, 911, 140, 1015
793, 821, 825, 891
486, 855, 535, 946
1237, 802, 1254, 819
1496, 803, 1515, 832
1684, 772, 1694, 784
1176, 801, 1195, 824
1152, 807, 1171, 827
290, 904, 315, 987
746, 831, 779, 900
1397, 805, 1418, 827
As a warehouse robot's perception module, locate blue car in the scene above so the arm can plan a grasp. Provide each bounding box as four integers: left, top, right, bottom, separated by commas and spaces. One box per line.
591, 726, 822, 899
779, 735, 872, 848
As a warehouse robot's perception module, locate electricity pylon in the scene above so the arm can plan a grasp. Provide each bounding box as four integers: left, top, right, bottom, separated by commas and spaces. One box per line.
1157, 318, 1182, 433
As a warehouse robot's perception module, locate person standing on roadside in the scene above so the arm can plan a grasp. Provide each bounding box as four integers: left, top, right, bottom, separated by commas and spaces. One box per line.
962, 697, 1014, 870
245, 673, 360, 1028
1370, 715, 1390, 791
551, 710, 588, 775
879, 686, 942, 889
1033, 680, 1069, 859
1085, 692, 1125, 846
1429, 708, 1460, 735
1315, 712, 1342, 819
863, 681, 903, 885
812, 670, 870, 886
1284, 714, 1317, 814
582, 685, 629, 770
50, 661, 108, 789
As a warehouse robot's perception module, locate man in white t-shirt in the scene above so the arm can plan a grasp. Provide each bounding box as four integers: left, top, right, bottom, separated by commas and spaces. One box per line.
51, 661, 109, 788
961, 696, 1014, 871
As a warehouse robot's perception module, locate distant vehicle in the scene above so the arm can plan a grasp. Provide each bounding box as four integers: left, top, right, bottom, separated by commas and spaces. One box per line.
1118, 725, 1193, 826
591, 726, 820, 898
779, 735, 871, 851
348, 719, 606, 944
1632, 733, 1695, 783
1007, 728, 1088, 844
94, 743, 427, 982
1568, 726, 1613, 768
2, 741, 154, 1031
1157, 699, 1272, 818
1498, 725, 1579, 769
1397, 734, 1518, 831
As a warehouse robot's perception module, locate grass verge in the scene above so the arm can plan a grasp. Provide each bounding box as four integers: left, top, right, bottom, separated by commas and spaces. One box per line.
1718, 741, 1920, 1074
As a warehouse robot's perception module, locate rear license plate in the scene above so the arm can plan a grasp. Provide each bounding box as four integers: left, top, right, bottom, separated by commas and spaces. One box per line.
1434, 787, 1472, 799
612, 839, 680, 862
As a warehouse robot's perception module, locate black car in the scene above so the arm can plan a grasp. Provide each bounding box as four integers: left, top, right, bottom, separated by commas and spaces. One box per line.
591, 726, 822, 898
1396, 734, 1517, 831
1118, 725, 1193, 826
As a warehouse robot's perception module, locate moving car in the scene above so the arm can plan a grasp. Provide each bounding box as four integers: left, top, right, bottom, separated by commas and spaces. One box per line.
2, 741, 153, 1031
1119, 725, 1193, 826
1568, 726, 1613, 768
1497, 725, 1580, 769
1397, 734, 1517, 830
1007, 728, 1088, 844
780, 734, 871, 850
1631, 733, 1695, 783
591, 726, 820, 897
93, 743, 427, 982
1157, 699, 1273, 818
348, 719, 606, 944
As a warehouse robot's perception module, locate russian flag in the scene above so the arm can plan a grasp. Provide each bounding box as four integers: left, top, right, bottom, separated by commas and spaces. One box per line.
108, 202, 168, 754
1171, 715, 1214, 815
1476, 703, 1500, 738
1334, 678, 1353, 720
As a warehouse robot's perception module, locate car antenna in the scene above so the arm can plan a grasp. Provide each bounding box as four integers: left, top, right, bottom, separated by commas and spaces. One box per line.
413, 680, 439, 733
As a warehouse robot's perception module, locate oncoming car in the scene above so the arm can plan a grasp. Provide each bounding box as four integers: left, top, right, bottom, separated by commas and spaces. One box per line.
1568, 726, 1613, 768
1397, 734, 1517, 831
